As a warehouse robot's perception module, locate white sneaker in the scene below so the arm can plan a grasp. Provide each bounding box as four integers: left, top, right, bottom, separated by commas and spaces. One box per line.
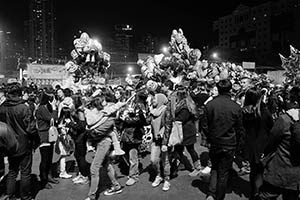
72, 174, 82, 182
188, 169, 202, 177
73, 176, 89, 185
201, 166, 211, 174
162, 180, 170, 191
59, 172, 72, 179
152, 176, 163, 187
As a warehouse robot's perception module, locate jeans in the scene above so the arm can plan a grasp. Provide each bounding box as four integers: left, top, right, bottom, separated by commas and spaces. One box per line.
88, 138, 117, 199
74, 142, 90, 177
7, 151, 32, 200
259, 181, 300, 200
207, 149, 235, 200
150, 142, 170, 180
173, 144, 200, 170
39, 144, 54, 184
122, 143, 140, 178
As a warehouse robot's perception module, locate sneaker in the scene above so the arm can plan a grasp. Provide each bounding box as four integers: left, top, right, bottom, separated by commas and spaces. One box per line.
72, 173, 82, 182
84, 197, 96, 200
73, 176, 89, 185
104, 183, 123, 196
126, 177, 137, 186
152, 176, 163, 187
201, 166, 211, 175
114, 149, 125, 156
162, 180, 170, 191
188, 169, 202, 177
59, 172, 72, 179
206, 195, 214, 200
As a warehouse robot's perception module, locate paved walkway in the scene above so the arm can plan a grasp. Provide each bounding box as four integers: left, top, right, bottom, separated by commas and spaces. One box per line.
2, 138, 252, 200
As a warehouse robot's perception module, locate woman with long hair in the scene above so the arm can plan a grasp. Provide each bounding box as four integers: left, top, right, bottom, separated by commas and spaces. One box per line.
35, 91, 59, 189
242, 88, 273, 199
66, 95, 90, 184
172, 86, 202, 177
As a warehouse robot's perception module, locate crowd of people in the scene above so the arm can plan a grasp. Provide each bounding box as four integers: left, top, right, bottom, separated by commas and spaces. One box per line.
0, 76, 299, 200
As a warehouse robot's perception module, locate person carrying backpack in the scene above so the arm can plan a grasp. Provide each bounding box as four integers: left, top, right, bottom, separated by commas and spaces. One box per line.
258, 86, 300, 200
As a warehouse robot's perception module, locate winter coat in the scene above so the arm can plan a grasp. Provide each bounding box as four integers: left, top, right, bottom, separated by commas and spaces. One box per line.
66, 109, 87, 144
175, 100, 197, 146
35, 105, 58, 143
263, 109, 300, 191
0, 96, 33, 157
121, 102, 147, 144
0, 122, 18, 157
150, 94, 172, 145
204, 94, 245, 151
242, 105, 273, 163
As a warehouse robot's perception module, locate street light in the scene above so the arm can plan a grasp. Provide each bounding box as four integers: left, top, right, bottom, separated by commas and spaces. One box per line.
162, 46, 168, 54
128, 66, 133, 73
212, 52, 219, 59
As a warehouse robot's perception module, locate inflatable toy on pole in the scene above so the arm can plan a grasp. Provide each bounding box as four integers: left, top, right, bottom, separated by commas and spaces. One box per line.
279, 45, 300, 85
137, 28, 270, 91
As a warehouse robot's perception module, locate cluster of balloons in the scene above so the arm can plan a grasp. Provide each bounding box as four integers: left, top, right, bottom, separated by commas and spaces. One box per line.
65, 32, 111, 83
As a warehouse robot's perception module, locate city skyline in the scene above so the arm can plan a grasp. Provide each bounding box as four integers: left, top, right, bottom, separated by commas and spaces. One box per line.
0, 0, 270, 51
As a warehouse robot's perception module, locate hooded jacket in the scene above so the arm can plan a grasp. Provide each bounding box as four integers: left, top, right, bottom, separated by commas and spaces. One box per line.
150, 94, 172, 145
0, 95, 32, 156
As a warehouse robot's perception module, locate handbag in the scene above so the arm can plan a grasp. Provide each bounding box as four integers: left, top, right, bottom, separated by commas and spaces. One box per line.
168, 121, 183, 146
48, 118, 58, 143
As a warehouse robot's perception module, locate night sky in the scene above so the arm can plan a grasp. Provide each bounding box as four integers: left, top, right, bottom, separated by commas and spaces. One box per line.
0, 0, 269, 51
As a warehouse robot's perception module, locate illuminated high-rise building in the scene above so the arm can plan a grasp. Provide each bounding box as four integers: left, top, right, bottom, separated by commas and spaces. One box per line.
26, 0, 55, 63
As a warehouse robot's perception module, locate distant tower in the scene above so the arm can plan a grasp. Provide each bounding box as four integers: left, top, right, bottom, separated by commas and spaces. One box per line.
27, 0, 55, 63
114, 24, 133, 52
0, 31, 4, 73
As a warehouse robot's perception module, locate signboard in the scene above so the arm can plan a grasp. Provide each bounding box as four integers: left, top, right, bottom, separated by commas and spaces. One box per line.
27, 64, 67, 80
242, 62, 255, 69
267, 70, 285, 84
138, 53, 155, 60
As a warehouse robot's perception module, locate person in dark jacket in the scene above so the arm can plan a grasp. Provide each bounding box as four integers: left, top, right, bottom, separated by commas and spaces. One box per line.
258, 87, 300, 200
173, 86, 203, 177
203, 79, 245, 200
35, 91, 59, 189
66, 95, 90, 184
242, 88, 273, 199
0, 122, 19, 182
0, 83, 34, 200
120, 85, 148, 186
